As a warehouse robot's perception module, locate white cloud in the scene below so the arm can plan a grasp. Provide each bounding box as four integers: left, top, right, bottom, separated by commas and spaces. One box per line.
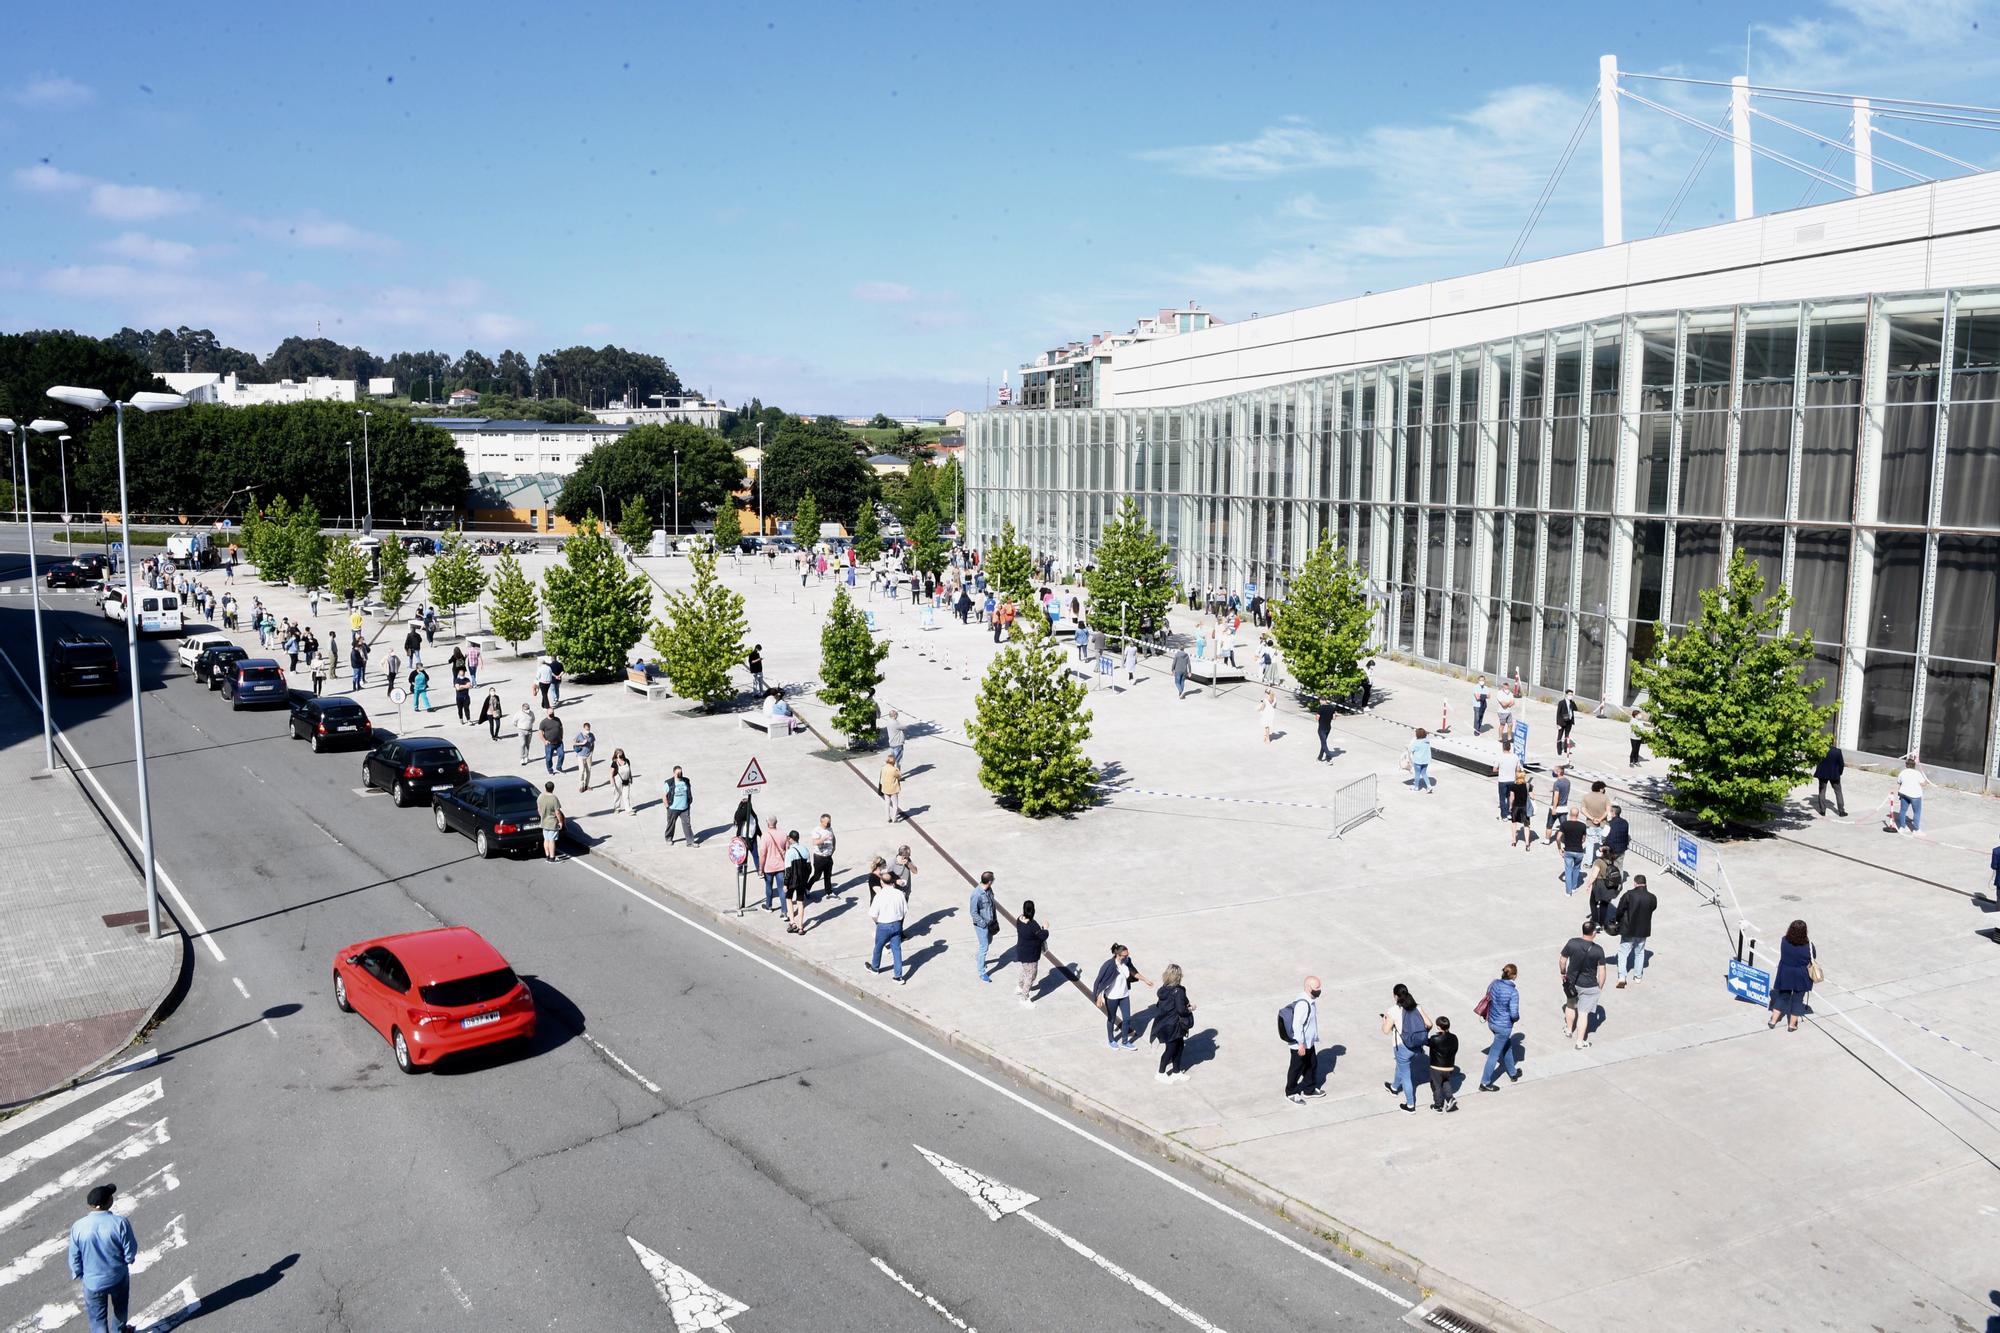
13, 75, 92, 109
242, 211, 398, 253
471, 312, 531, 342
579, 321, 614, 336
88, 182, 199, 221
1137, 119, 1355, 180
99, 232, 196, 266
13, 164, 89, 193
853, 280, 919, 303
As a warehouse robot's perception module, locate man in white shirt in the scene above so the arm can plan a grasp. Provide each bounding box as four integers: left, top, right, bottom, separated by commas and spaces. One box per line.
1895, 758, 1930, 835
866, 868, 909, 984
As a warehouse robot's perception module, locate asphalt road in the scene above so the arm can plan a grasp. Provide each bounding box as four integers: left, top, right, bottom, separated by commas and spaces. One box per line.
0, 545, 1422, 1333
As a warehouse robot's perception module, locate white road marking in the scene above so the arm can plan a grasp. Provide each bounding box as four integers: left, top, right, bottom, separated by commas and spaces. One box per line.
0, 1065, 137, 1143
440, 1264, 473, 1310
580, 1034, 663, 1095
569, 858, 1412, 1311
351, 785, 383, 798
870, 1256, 977, 1330
0, 1082, 164, 1187
919, 1145, 1224, 1331
626, 1235, 748, 1331
231, 977, 250, 1000
0, 1118, 169, 1233
0, 1215, 187, 1333
0, 646, 224, 964
259, 1017, 281, 1041
307, 816, 342, 845
0, 1162, 176, 1287
132, 1276, 200, 1331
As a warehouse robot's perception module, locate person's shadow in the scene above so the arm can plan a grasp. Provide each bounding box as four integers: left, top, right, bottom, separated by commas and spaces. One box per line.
902, 907, 952, 942
902, 941, 948, 978
152, 1254, 298, 1327
1181, 1027, 1221, 1070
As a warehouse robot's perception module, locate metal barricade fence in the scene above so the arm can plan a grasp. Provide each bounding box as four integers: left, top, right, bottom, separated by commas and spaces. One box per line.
1618, 805, 1733, 908
1330, 773, 1381, 839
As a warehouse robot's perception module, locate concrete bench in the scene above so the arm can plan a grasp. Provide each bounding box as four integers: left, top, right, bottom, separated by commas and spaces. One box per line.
624, 667, 671, 700
740, 714, 800, 738
1188, 657, 1248, 683
1430, 734, 1534, 774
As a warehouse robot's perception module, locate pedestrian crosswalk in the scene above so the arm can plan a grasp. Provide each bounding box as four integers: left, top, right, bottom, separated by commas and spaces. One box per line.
0, 1067, 200, 1332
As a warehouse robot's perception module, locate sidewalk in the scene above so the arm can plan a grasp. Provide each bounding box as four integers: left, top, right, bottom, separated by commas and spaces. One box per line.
242, 552, 2000, 1332
0, 662, 181, 1109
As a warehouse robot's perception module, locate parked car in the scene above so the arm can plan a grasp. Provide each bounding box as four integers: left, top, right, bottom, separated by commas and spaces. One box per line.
177, 633, 235, 670
362, 735, 469, 807
288, 694, 373, 752
194, 644, 249, 688
45, 562, 97, 589
48, 632, 120, 691
431, 776, 546, 859
101, 585, 184, 634
736, 536, 761, 554
401, 536, 438, 556
332, 927, 536, 1074
219, 657, 288, 709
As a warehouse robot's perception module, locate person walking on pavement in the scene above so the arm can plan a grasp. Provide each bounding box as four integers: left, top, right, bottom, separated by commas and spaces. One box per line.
880, 753, 903, 822
1628, 704, 1646, 765
536, 782, 565, 862
68, 1182, 137, 1333
1814, 745, 1848, 817
466, 640, 481, 687
662, 766, 694, 841
748, 644, 766, 695
514, 700, 536, 762
1555, 687, 1578, 755
1476, 963, 1524, 1090
349, 637, 368, 692
1426, 1016, 1460, 1113
884, 709, 906, 766
448, 643, 467, 680
1121, 639, 1138, 685
1091, 944, 1153, 1050
539, 708, 565, 773
403, 623, 423, 664
1316, 697, 1337, 763
1896, 756, 1931, 834
453, 666, 473, 723
548, 655, 564, 706
309, 655, 328, 696
477, 687, 504, 740
534, 655, 553, 709
1769, 919, 1818, 1031
384, 651, 401, 697
410, 664, 433, 713
1588, 845, 1623, 930
1171, 645, 1191, 699
1151, 965, 1196, 1082
1557, 811, 1587, 896
758, 817, 787, 911
807, 814, 836, 898
572, 721, 596, 792
1472, 676, 1489, 734
1614, 874, 1657, 986
1545, 764, 1570, 850
1284, 977, 1325, 1103
1381, 983, 1429, 1111
968, 871, 999, 981
607, 747, 635, 814
1406, 728, 1435, 792
1510, 765, 1535, 849
1561, 920, 1608, 1048
865, 856, 910, 984
1494, 760, 1513, 821
783, 830, 812, 933
1015, 900, 1049, 1006
1259, 689, 1278, 744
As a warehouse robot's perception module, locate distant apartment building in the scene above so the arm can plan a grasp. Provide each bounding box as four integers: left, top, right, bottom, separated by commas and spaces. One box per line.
419, 417, 631, 478
589, 394, 725, 430
158, 371, 358, 406
1017, 304, 1222, 409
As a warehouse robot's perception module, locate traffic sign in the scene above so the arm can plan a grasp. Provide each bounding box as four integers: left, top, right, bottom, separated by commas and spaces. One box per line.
727, 836, 748, 865
737, 757, 767, 788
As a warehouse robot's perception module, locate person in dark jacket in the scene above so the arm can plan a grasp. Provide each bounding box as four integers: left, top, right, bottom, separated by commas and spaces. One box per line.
1770, 918, 1817, 1031
1151, 964, 1195, 1081
1813, 747, 1847, 817
1426, 1017, 1460, 1112
1614, 874, 1658, 986
1015, 901, 1049, 1007
1090, 944, 1153, 1049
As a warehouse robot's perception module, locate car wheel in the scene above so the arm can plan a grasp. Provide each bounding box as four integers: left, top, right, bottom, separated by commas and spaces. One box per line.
394, 780, 412, 808
476, 829, 495, 859
333, 972, 352, 1012
392, 1028, 417, 1074
310, 732, 324, 754
361, 761, 374, 790
434, 806, 450, 833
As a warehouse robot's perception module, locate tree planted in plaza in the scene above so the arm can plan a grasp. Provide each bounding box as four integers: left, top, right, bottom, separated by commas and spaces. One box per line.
254, 496, 296, 584
1270, 534, 1374, 704
426, 532, 488, 632
984, 518, 1034, 607
792, 490, 821, 548
326, 537, 371, 607
648, 545, 748, 709
617, 494, 654, 551
909, 508, 945, 576
851, 504, 881, 562
542, 517, 650, 676
289, 497, 328, 590
1630, 547, 1835, 828
1085, 497, 1175, 640
487, 550, 540, 653
239, 504, 271, 581
711, 503, 743, 549
818, 587, 890, 746
376, 535, 415, 610
966, 611, 1094, 816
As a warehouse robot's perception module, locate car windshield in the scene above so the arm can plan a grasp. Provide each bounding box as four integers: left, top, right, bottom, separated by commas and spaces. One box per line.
419, 967, 519, 1008
242, 666, 282, 680
490, 788, 538, 813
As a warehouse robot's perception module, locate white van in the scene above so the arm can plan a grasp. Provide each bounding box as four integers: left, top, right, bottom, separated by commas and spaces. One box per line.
165, 531, 217, 568
102, 586, 185, 634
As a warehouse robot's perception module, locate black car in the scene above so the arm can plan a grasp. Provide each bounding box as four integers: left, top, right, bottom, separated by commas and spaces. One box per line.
48, 632, 119, 691
45, 562, 97, 589
195, 644, 249, 687
288, 694, 373, 752
431, 776, 545, 858
363, 736, 470, 807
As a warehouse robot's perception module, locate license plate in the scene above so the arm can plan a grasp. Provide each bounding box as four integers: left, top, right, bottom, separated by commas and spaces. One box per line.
460, 1012, 500, 1029
520, 819, 540, 829
78, 673, 100, 681
335, 724, 357, 732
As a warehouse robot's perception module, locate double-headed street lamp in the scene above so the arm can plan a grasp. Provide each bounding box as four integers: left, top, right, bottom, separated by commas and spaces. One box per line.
344, 439, 357, 530
358, 410, 374, 535
47, 385, 189, 940
57, 434, 71, 553
673, 447, 680, 539
2, 415, 68, 771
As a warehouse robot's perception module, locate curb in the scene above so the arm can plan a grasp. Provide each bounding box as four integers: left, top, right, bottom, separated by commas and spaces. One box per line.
580, 839, 1557, 1333
0, 928, 188, 1115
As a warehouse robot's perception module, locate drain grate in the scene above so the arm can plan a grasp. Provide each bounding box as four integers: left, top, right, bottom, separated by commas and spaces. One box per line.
1406, 1297, 1500, 1333
102, 910, 147, 929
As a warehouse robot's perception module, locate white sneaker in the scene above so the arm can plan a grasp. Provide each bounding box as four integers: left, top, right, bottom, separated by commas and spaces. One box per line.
1170, 1071, 1190, 1082
1155, 1072, 1173, 1083
1019, 998, 1032, 1008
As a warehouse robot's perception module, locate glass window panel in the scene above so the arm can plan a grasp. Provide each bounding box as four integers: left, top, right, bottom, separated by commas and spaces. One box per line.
1452, 513, 1474, 592
1886, 312, 1944, 404
1737, 525, 1785, 599
1920, 660, 1993, 772
1549, 416, 1579, 509
1679, 412, 1729, 516
1397, 585, 1416, 651
1586, 392, 1618, 512
1630, 521, 1666, 623
1484, 597, 1503, 674
1671, 522, 1723, 624
1627, 621, 1658, 696
1580, 517, 1612, 617
1544, 517, 1574, 607
1930, 534, 1999, 662
1553, 339, 1583, 408
1516, 418, 1542, 509
1942, 391, 2000, 529
1802, 646, 1842, 723
1637, 402, 1672, 514
1799, 393, 1858, 522
1682, 324, 1734, 410
1741, 318, 1799, 396
1457, 418, 1479, 504
1541, 609, 1570, 688
1877, 402, 1935, 526
1806, 314, 1866, 379
1790, 529, 1850, 647
1952, 308, 2000, 400
1639, 325, 1676, 388
1492, 419, 1511, 509
1577, 609, 1607, 700
1426, 518, 1445, 589
1430, 424, 1450, 504
1736, 403, 1791, 519
1857, 653, 1917, 757
1508, 603, 1533, 682
1511, 518, 1536, 602
1867, 533, 1925, 653
1448, 593, 1469, 667
1422, 589, 1442, 659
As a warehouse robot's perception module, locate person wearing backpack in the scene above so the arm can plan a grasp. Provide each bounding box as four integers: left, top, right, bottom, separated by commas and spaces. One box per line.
1151, 964, 1195, 1082
1282, 976, 1324, 1104
1380, 983, 1429, 1112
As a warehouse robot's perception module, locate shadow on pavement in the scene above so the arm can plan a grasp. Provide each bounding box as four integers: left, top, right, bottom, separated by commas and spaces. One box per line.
154, 1253, 299, 1327
201, 856, 477, 936
430, 975, 581, 1076
151, 1004, 303, 1066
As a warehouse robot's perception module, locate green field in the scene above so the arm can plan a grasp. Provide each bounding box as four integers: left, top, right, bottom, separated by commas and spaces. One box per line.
54, 528, 169, 546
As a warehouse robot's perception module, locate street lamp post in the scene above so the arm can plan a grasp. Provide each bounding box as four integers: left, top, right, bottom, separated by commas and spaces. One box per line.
358, 410, 373, 534
673, 448, 680, 539
3, 416, 67, 771
756, 422, 764, 538
48, 386, 189, 940
596, 484, 607, 527
345, 439, 357, 530
57, 434, 71, 553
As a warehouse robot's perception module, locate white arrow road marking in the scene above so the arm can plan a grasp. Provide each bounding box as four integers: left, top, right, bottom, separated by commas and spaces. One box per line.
626, 1236, 748, 1332
0, 1118, 170, 1234
133, 1276, 201, 1331
0, 1082, 164, 1187
917, 1146, 1227, 1333
870, 1256, 977, 1331
0, 1163, 178, 1286
0, 1216, 187, 1333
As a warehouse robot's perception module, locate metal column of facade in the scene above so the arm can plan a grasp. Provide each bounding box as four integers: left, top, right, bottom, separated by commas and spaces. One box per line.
1908, 291, 1958, 755
1602, 317, 1643, 700
1778, 304, 1812, 633
1835, 295, 1892, 754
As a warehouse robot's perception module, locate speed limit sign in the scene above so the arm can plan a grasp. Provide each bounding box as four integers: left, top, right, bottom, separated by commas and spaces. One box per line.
727, 836, 748, 865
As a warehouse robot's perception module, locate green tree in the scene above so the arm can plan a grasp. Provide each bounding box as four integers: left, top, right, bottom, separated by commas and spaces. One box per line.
326, 537, 371, 607
851, 504, 882, 562
935, 455, 963, 529
1270, 533, 1375, 703
1084, 498, 1175, 640
426, 532, 488, 632
792, 490, 821, 547
867, 412, 898, 430
543, 517, 651, 677
909, 508, 945, 576
648, 546, 747, 709
256, 496, 296, 584
488, 551, 541, 653
711, 503, 743, 549
239, 505, 269, 579
1631, 547, 1835, 827
895, 461, 936, 526
759, 416, 876, 522
966, 612, 1094, 816
377, 534, 415, 609
289, 498, 328, 590
984, 519, 1035, 606
554, 422, 741, 524
818, 587, 890, 745
617, 494, 655, 551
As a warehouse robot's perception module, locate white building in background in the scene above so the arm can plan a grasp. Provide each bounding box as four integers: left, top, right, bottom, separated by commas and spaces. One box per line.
1018, 304, 1223, 409
158, 371, 358, 405
419, 418, 632, 478
589, 394, 725, 430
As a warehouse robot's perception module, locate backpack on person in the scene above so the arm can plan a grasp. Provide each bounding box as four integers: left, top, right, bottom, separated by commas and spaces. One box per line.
1277, 1004, 1296, 1045
1400, 1008, 1428, 1051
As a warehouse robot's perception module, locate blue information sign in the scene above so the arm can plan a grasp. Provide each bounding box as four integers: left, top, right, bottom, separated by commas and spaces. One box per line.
1725, 959, 1771, 1005
1511, 719, 1529, 765
1674, 833, 1700, 875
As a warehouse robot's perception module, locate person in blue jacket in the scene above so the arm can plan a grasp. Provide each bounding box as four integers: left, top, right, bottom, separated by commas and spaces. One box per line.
1769, 919, 1818, 1032
1478, 963, 1523, 1090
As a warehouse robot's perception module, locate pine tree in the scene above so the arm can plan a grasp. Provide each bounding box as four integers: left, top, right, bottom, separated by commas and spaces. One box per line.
290, 498, 328, 590
1270, 533, 1375, 704
966, 611, 1094, 816
617, 494, 655, 552
711, 503, 743, 549
426, 532, 488, 633
648, 545, 747, 709
984, 518, 1034, 607
1631, 547, 1835, 827
376, 536, 415, 610
326, 537, 371, 607
488, 551, 540, 653
818, 587, 890, 745
909, 509, 945, 576
1085, 497, 1175, 641
852, 504, 882, 562
543, 517, 651, 676
793, 490, 821, 548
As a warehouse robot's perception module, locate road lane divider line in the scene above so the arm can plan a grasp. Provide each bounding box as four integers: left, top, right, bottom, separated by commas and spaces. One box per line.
579, 1033, 663, 1095
568, 858, 1412, 1312
231, 977, 251, 1000
440, 1264, 474, 1311
870, 1256, 976, 1331
0, 1081, 164, 1187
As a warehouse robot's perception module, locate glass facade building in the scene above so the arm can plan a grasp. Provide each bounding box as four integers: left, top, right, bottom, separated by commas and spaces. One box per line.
967, 288, 2000, 782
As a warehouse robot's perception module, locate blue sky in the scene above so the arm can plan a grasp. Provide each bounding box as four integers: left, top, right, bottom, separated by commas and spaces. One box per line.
3, 1, 1996, 415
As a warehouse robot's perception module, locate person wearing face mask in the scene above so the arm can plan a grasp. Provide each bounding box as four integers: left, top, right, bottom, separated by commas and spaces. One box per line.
1283, 975, 1325, 1104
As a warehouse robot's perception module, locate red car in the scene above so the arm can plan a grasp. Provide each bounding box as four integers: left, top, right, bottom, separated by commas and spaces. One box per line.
332, 927, 536, 1073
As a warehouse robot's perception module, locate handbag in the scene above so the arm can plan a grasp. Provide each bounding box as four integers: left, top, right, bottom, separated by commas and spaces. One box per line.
1472, 990, 1492, 1020
1807, 945, 1824, 984
1399, 752, 1412, 772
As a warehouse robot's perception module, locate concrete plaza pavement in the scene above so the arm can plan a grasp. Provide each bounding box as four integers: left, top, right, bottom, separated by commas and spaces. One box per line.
240, 544, 2000, 1332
